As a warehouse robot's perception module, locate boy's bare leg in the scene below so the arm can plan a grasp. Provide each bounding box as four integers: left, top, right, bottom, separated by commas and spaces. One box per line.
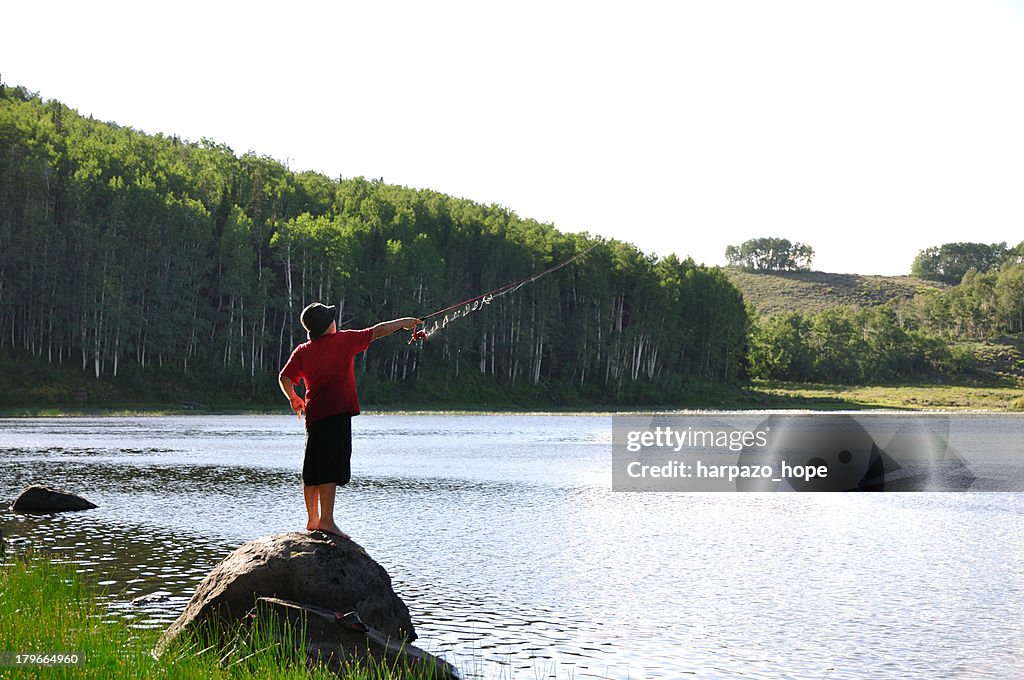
303, 485, 319, 531
315, 483, 349, 539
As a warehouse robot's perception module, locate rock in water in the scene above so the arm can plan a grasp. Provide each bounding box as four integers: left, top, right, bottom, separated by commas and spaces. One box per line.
11, 485, 97, 513
130, 592, 173, 606
157, 531, 418, 654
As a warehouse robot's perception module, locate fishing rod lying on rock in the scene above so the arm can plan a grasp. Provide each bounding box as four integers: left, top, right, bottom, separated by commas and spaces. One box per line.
408, 242, 599, 344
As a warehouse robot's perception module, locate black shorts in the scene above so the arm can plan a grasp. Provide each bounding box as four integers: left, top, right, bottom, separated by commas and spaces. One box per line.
303, 413, 352, 486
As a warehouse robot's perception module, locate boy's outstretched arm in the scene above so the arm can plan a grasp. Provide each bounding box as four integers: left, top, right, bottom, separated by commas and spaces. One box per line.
371, 317, 422, 341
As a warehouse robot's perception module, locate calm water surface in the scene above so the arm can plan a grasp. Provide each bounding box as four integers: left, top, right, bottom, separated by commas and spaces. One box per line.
2, 414, 1023, 679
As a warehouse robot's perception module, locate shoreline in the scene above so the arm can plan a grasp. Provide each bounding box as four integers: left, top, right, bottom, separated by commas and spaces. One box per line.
1, 384, 1021, 418
0, 552, 444, 680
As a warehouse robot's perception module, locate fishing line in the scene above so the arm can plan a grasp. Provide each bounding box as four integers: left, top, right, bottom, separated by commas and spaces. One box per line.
408, 242, 598, 344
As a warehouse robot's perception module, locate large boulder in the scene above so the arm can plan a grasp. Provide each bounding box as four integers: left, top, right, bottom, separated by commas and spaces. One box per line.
158, 531, 417, 653
11, 484, 97, 513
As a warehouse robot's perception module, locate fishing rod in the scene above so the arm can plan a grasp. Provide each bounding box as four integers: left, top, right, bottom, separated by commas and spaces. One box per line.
408, 242, 599, 344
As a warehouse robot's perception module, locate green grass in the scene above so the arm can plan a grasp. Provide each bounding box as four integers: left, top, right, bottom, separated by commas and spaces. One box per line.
0, 405, 284, 418
754, 380, 1024, 411
0, 372, 770, 416
723, 267, 947, 317
2, 339, 1021, 415
0, 346, 757, 415
2, 382, 1022, 415
0, 553, 451, 679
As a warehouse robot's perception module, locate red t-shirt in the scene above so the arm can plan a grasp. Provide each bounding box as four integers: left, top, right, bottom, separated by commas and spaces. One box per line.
279, 328, 374, 426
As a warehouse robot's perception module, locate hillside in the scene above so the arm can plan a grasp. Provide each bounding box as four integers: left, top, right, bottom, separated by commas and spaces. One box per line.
724, 268, 949, 317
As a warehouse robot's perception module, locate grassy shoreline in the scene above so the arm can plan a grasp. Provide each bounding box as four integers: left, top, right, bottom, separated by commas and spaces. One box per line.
755, 381, 1024, 412
0, 553, 451, 680
0, 382, 1021, 417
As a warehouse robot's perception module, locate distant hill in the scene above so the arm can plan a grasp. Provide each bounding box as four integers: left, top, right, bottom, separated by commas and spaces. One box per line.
723, 268, 949, 317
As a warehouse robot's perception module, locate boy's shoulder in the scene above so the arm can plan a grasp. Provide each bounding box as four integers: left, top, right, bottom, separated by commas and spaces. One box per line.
335, 327, 374, 351
295, 328, 371, 353
287, 338, 317, 359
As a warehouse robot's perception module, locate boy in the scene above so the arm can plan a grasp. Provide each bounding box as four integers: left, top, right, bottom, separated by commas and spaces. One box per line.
279, 302, 420, 538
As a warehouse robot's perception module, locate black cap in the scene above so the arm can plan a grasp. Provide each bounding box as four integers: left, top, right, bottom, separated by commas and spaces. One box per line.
300, 302, 336, 339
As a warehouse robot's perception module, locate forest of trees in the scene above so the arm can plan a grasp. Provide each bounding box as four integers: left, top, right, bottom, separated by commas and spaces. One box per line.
0, 84, 749, 406
910, 242, 1017, 284
747, 243, 1024, 383
907, 264, 1024, 338
725, 237, 814, 271
748, 306, 974, 383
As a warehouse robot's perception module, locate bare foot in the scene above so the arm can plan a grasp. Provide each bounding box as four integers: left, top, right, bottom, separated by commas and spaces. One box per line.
306, 519, 318, 531
315, 521, 350, 539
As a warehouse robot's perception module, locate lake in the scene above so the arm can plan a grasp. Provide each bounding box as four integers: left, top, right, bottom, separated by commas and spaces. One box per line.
2, 413, 1023, 679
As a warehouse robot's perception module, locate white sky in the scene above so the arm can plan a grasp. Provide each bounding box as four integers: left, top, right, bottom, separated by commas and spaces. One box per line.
4, 0, 1024, 274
